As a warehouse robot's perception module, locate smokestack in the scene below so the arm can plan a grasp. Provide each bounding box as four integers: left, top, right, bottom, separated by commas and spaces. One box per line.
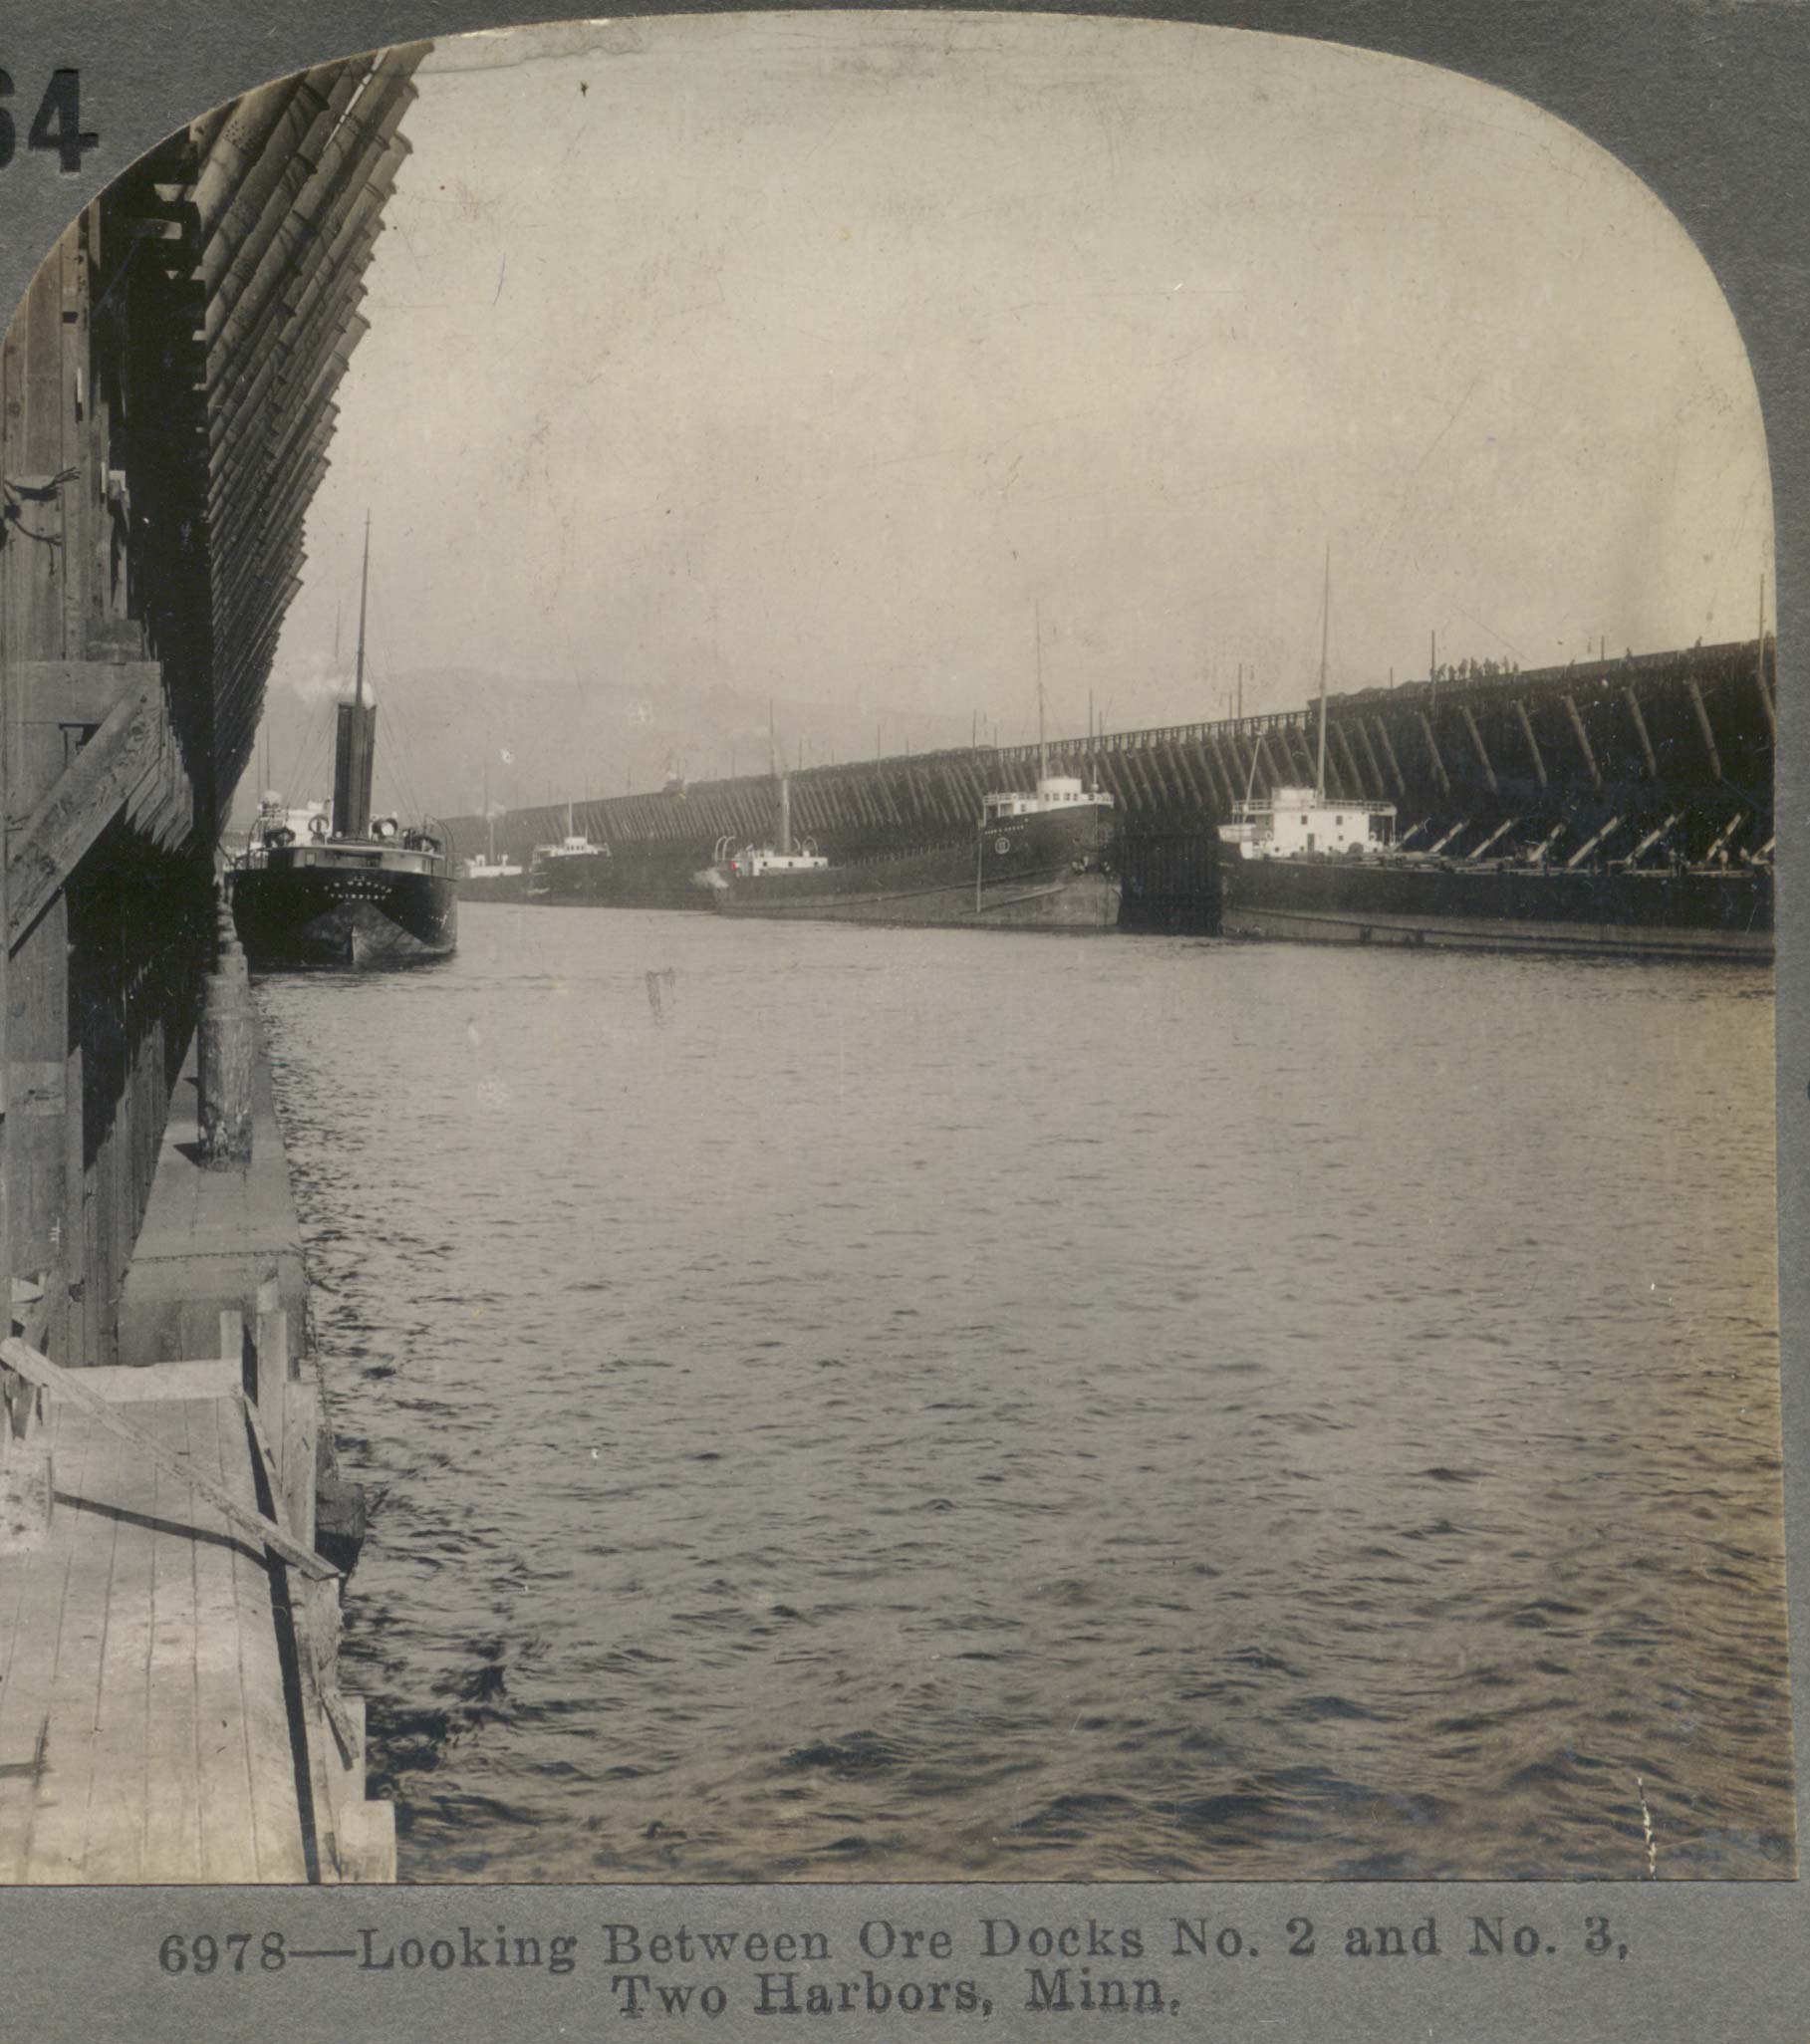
333, 698, 377, 839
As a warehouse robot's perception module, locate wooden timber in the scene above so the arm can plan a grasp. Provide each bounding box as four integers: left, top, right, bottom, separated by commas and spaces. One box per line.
0, 1343, 388, 1883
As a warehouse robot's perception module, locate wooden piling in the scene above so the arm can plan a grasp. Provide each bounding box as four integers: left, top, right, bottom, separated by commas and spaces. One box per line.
196, 938, 254, 1169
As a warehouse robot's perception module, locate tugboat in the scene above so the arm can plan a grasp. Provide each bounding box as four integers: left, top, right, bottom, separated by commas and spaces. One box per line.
229, 518, 457, 967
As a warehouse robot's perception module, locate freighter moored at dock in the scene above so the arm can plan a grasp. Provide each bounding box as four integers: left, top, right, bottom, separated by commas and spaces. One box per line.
705, 772, 1119, 929
229, 521, 457, 969
1217, 787, 1772, 960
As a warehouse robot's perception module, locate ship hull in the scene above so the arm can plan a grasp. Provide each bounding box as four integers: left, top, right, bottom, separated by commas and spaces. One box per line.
1220, 857, 1772, 962
530, 849, 705, 909
458, 873, 529, 904
230, 867, 458, 968
709, 804, 1120, 930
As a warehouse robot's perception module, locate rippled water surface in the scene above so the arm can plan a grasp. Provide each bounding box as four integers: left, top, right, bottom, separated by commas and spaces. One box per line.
257, 908, 1791, 1881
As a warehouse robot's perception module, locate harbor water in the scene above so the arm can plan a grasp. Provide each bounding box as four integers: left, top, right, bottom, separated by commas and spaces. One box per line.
257, 909, 1790, 1881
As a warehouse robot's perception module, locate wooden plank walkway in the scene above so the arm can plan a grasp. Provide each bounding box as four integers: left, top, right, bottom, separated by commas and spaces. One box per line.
0, 1365, 310, 1882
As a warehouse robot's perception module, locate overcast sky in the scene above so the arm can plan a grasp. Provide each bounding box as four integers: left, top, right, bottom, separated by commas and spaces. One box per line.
271, 10, 1772, 752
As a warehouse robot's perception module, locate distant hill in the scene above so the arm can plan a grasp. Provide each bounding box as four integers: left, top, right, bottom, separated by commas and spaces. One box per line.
234, 667, 983, 829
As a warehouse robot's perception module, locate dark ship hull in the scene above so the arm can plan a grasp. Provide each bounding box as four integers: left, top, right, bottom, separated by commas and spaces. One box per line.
230, 861, 457, 967
1219, 855, 1772, 962
529, 844, 712, 909
457, 871, 529, 904
707, 802, 1119, 930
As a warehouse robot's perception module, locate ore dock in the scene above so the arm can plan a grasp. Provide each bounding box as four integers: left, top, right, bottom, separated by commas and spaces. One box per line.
447, 638, 1775, 945
0, 49, 427, 1881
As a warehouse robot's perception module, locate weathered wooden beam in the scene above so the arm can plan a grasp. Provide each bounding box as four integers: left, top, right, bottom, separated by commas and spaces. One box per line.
1623, 684, 1659, 779
1565, 816, 1624, 870
1171, 741, 1211, 810
1368, 714, 1406, 796
241, 1393, 359, 1764
1512, 697, 1548, 788
1561, 693, 1603, 792
1465, 816, 1519, 862
1629, 811, 1682, 862
1353, 715, 1390, 799
1279, 723, 1309, 790
1426, 818, 1469, 856
10, 660, 159, 728
1416, 711, 1450, 795
1703, 809, 1746, 862
0, 1336, 339, 1581
1330, 720, 1367, 801
1457, 704, 1498, 798
1684, 676, 1724, 783
1752, 641, 1777, 740
6, 681, 163, 946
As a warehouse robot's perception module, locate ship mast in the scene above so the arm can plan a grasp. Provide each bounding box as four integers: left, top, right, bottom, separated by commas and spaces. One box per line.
332, 513, 377, 839
1035, 599, 1047, 784
769, 699, 792, 856
1315, 542, 1330, 805
354, 511, 371, 711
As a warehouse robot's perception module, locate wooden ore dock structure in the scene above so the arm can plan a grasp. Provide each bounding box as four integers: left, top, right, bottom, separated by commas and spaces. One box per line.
0, 47, 427, 1880
449, 638, 1775, 933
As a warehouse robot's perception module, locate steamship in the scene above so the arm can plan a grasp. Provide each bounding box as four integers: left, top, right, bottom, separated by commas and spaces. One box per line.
229, 522, 457, 968
703, 761, 1119, 929
1213, 559, 1772, 961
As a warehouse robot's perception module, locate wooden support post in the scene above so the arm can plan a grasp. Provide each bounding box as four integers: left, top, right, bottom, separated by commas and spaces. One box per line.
1684, 675, 1724, 783
1629, 811, 1682, 863
1415, 711, 1450, 795
1752, 634, 1776, 740
1465, 816, 1519, 862
1565, 816, 1624, 870
197, 936, 254, 1167
1528, 822, 1567, 865
1329, 720, 1367, 800
252, 1277, 289, 1491
1623, 685, 1659, 779
1351, 716, 1388, 799
1457, 704, 1498, 797
1368, 714, 1407, 796
1561, 693, 1603, 792
1426, 819, 1470, 857
1284, 721, 1317, 786
1702, 809, 1746, 864
1512, 697, 1548, 788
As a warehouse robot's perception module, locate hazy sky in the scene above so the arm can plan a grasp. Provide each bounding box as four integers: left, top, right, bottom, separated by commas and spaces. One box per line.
272, 10, 1772, 751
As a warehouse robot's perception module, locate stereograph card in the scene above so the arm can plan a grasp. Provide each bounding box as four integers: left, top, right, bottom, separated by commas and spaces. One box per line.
0, 0, 1804, 2039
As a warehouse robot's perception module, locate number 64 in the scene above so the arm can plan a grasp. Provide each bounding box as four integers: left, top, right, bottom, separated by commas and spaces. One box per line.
0, 71, 101, 174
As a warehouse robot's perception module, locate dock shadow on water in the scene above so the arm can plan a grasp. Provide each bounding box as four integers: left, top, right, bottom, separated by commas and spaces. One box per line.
257, 907, 1791, 1882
